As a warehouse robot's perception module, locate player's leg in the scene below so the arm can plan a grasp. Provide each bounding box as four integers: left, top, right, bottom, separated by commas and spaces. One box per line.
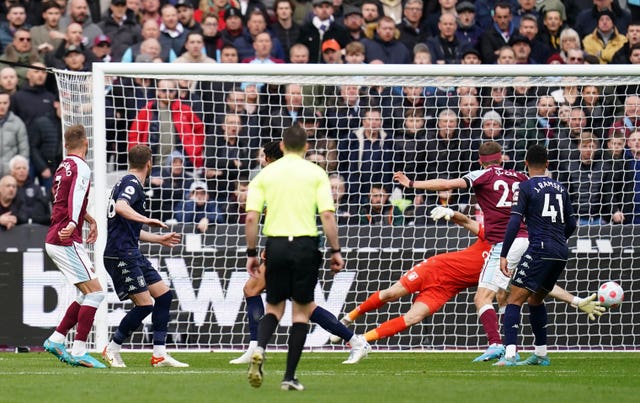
230, 266, 265, 364
148, 279, 189, 367
495, 283, 530, 366
363, 300, 431, 342
280, 300, 314, 391
102, 255, 153, 367
43, 243, 105, 368
249, 300, 285, 389
474, 244, 504, 357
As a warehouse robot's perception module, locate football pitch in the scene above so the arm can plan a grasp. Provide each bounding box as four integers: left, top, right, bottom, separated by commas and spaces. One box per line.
0, 351, 637, 403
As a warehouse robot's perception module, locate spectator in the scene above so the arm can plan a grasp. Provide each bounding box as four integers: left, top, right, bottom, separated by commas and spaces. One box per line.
10, 62, 57, 129
0, 28, 41, 88
396, 0, 429, 54
565, 47, 586, 64
461, 47, 482, 64
175, 31, 217, 62
612, 21, 640, 64
362, 16, 410, 64
361, 0, 382, 25
517, 94, 558, 152
0, 90, 28, 177
424, 0, 457, 37
582, 9, 627, 64
0, 3, 29, 52
609, 94, 640, 138
121, 19, 177, 63
479, 2, 515, 64
9, 155, 50, 225
90, 34, 113, 62
271, 0, 300, 63
458, 93, 482, 139
45, 22, 99, 70
176, 0, 201, 33
60, 44, 89, 71
141, 0, 162, 26
393, 107, 427, 184
537, 8, 566, 55
470, 110, 520, 170
297, 0, 351, 63
345, 41, 365, 64
225, 175, 249, 224
148, 151, 191, 222
128, 79, 206, 173
0, 174, 18, 231
242, 31, 284, 63
518, 13, 552, 63
197, 0, 228, 30
220, 7, 244, 47
456, 1, 483, 48
260, 83, 305, 140
425, 12, 469, 64
512, 0, 540, 28
580, 84, 612, 139
562, 132, 612, 225
329, 173, 355, 225
26, 114, 61, 191
558, 28, 582, 63
621, 129, 640, 223
325, 84, 364, 139
510, 34, 535, 63
299, 110, 338, 172
204, 112, 251, 200
0, 66, 18, 94
174, 180, 224, 232
342, 6, 367, 42
289, 42, 309, 63
234, 10, 285, 61
158, 3, 189, 57
60, 0, 104, 46
201, 13, 223, 59
357, 184, 404, 226
98, 0, 142, 62
320, 38, 342, 64
338, 107, 394, 202
603, 129, 628, 223
549, 106, 587, 172
574, 0, 631, 38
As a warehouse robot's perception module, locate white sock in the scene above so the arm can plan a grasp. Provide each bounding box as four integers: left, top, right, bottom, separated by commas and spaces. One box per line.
348, 335, 360, 346
71, 340, 86, 356
49, 331, 66, 344
108, 340, 121, 353
505, 344, 517, 359
534, 345, 547, 357
153, 345, 166, 357
247, 340, 258, 351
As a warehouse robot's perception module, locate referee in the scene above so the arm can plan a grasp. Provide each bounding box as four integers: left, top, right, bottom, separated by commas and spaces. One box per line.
245, 125, 344, 391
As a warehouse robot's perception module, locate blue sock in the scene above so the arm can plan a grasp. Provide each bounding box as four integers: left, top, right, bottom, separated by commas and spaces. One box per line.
503, 304, 522, 347
246, 296, 264, 341
529, 303, 548, 347
113, 305, 153, 345
152, 291, 173, 345
311, 306, 354, 342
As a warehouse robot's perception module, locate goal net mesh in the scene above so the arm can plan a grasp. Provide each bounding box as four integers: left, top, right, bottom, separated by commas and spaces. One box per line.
54, 65, 639, 352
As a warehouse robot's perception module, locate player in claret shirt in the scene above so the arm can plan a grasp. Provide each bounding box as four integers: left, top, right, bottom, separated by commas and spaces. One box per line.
43, 124, 106, 368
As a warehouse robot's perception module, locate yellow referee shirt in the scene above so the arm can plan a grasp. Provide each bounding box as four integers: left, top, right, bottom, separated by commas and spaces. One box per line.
246, 153, 335, 237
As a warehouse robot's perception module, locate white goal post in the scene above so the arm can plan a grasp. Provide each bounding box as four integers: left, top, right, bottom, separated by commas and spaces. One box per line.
52, 63, 639, 352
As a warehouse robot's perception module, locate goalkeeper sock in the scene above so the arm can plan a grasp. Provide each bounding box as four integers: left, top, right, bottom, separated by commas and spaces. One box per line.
284, 322, 308, 381
257, 313, 279, 350
503, 304, 522, 347
113, 305, 154, 345
311, 306, 354, 342
350, 291, 384, 320
529, 303, 548, 348
246, 296, 264, 341
479, 305, 502, 345
367, 316, 407, 341
55, 301, 81, 337
152, 291, 173, 347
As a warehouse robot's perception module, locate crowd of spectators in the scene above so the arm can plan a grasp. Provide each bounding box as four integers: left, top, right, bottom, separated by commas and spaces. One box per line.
4, 0, 640, 231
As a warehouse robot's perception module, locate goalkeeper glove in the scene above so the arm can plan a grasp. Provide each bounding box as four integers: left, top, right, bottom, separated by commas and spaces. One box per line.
574, 293, 606, 321
430, 206, 455, 221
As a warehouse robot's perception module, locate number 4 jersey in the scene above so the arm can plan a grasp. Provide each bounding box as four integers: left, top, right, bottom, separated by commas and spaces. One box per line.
463, 166, 528, 244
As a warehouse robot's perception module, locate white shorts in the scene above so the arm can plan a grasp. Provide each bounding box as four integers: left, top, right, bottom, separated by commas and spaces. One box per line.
45, 242, 96, 285
478, 237, 529, 292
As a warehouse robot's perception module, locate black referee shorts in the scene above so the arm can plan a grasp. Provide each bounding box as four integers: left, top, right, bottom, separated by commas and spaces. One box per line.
264, 236, 322, 304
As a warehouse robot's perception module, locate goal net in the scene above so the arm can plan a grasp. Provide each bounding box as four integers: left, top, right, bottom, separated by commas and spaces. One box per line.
54, 63, 639, 352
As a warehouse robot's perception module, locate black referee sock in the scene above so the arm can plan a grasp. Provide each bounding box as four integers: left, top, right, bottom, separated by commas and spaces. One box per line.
257, 313, 279, 350
284, 322, 309, 381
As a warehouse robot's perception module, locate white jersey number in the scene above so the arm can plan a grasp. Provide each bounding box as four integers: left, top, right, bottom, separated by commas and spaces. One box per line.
494, 180, 519, 208
542, 193, 565, 223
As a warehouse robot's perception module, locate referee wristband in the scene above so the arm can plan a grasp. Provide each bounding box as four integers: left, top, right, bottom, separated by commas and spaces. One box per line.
409, 180, 414, 189
246, 248, 258, 257
330, 248, 342, 254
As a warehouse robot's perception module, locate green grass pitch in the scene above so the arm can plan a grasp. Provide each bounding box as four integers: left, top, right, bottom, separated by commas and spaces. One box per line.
0, 351, 638, 403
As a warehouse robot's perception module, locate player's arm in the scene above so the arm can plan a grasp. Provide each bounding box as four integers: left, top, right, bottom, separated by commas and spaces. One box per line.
320, 210, 343, 273
244, 210, 261, 278
84, 213, 97, 244
548, 285, 606, 321
393, 171, 467, 191
429, 206, 480, 236
115, 199, 167, 228
140, 230, 181, 247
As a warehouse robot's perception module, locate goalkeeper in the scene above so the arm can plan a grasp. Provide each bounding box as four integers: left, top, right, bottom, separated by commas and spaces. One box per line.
332, 207, 604, 350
